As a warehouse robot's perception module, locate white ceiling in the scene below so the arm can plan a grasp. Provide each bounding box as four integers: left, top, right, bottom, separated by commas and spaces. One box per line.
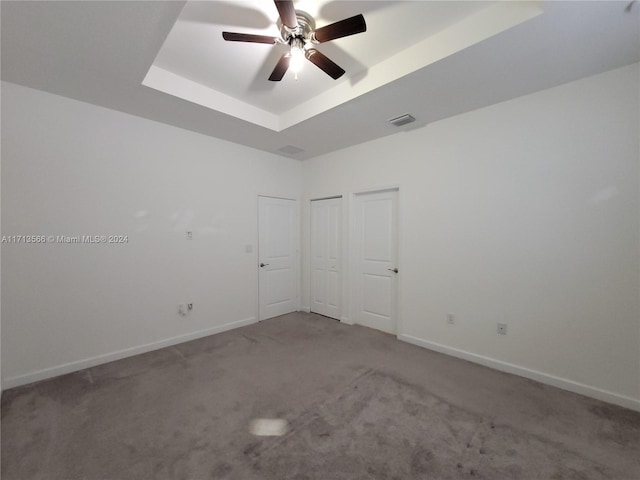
146, 1, 517, 129
2, 1, 639, 159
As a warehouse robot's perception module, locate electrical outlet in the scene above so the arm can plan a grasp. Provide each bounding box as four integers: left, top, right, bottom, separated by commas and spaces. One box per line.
187, 303, 193, 312
447, 313, 455, 325
497, 323, 507, 335
186, 231, 193, 240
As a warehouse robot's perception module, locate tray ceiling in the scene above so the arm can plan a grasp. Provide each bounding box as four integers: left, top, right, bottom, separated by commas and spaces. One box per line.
2, 1, 639, 159
143, 1, 542, 130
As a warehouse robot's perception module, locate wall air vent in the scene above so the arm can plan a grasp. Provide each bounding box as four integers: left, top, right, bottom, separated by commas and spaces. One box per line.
277, 145, 305, 156
388, 114, 415, 127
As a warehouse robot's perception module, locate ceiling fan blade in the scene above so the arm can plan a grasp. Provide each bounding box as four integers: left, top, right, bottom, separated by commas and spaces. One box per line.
269, 53, 290, 81
222, 32, 279, 44
305, 49, 345, 80
274, 0, 298, 29
312, 14, 366, 43
222, 32, 278, 45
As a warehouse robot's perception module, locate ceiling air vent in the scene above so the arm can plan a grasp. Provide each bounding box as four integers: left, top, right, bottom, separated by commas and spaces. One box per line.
277, 145, 305, 156
388, 114, 415, 127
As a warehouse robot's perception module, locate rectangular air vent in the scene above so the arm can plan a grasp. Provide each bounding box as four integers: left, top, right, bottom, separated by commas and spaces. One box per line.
388, 114, 415, 127
277, 145, 305, 156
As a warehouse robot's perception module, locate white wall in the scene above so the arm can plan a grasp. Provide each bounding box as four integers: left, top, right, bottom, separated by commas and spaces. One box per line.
0, 79, 2, 393
3, 64, 639, 410
301, 63, 640, 410
1, 82, 301, 387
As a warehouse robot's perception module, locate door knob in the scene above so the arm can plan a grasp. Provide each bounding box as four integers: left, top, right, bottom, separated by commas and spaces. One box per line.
388, 268, 399, 273
260, 263, 269, 267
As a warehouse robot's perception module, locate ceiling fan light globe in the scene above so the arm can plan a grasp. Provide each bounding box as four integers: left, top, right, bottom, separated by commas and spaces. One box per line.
290, 46, 305, 73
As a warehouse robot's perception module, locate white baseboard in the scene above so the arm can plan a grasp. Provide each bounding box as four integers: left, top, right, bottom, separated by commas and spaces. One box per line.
300, 306, 311, 313
340, 316, 353, 325
3, 317, 257, 390
398, 334, 640, 412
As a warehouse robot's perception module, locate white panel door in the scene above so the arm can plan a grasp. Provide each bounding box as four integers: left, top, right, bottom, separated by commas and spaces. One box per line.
310, 197, 341, 320
353, 189, 398, 334
258, 196, 297, 320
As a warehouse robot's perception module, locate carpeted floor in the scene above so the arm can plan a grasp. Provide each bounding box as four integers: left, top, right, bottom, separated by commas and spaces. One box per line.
2, 312, 639, 479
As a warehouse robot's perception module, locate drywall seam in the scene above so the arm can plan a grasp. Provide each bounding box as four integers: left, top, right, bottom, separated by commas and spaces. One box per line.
3, 316, 257, 389
398, 334, 640, 412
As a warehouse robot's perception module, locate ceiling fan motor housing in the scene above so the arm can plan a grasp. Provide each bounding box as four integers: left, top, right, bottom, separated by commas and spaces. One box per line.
222, 1, 365, 81
279, 11, 316, 45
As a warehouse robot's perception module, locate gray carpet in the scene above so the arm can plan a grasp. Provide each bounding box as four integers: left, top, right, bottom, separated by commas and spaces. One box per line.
2, 312, 639, 479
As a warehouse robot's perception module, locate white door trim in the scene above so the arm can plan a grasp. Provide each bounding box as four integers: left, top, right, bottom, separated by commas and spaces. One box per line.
310, 195, 342, 201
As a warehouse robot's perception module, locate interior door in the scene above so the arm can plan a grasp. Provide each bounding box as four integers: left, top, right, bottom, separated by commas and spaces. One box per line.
353, 189, 399, 334
258, 196, 297, 320
310, 197, 341, 320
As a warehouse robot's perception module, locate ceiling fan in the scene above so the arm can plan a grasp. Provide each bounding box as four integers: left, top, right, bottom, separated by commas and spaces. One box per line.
222, 0, 366, 81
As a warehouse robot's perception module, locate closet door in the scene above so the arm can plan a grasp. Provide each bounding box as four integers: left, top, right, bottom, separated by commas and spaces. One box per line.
310, 198, 341, 319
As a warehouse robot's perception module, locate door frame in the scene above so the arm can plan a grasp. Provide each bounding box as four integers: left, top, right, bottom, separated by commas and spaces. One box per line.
309, 195, 343, 320
257, 195, 300, 322
348, 186, 402, 336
